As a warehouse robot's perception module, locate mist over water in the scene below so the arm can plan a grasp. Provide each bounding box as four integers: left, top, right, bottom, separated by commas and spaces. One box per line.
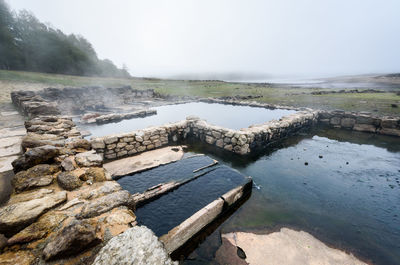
9, 0, 400, 79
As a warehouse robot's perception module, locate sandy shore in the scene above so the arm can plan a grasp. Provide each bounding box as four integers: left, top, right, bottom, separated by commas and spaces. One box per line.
216, 228, 367, 265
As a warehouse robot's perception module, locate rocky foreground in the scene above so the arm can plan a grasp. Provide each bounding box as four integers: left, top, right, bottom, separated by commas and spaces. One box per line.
0, 115, 174, 264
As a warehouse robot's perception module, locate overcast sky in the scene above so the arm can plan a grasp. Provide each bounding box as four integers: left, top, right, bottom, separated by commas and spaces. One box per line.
8, 0, 400, 79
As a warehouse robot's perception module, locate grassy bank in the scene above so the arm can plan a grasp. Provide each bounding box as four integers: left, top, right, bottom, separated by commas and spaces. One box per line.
0, 70, 399, 116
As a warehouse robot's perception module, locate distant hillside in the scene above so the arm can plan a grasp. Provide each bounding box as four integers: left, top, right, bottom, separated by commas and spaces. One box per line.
0, 0, 130, 78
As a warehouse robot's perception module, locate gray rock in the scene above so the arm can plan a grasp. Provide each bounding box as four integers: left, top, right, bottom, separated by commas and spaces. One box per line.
57, 172, 83, 191
0, 191, 67, 234
75, 150, 103, 167
12, 145, 61, 173
43, 219, 100, 261
77, 190, 133, 219
61, 156, 77, 171
93, 226, 177, 265
12, 164, 60, 193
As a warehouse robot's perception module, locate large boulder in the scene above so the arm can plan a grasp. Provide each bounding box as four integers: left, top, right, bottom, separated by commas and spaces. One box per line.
0, 191, 67, 234
93, 226, 177, 265
12, 145, 61, 173
12, 164, 60, 193
57, 171, 83, 191
42, 219, 100, 261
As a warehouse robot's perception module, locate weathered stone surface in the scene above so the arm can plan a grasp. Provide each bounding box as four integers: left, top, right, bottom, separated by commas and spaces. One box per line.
381, 118, 398, 128
353, 124, 376, 133
85, 167, 107, 182
43, 219, 100, 261
75, 150, 102, 167
0, 233, 7, 250
21, 133, 64, 151
215, 139, 224, 148
0, 136, 22, 158
77, 190, 133, 219
57, 171, 83, 191
12, 145, 61, 173
61, 156, 77, 171
12, 164, 59, 193
0, 191, 67, 233
65, 138, 91, 151
0, 250, 36, 265
72, 181, 122, 201
93, 226, 177, 265
340, 118, 356, 128
91, 139, 105, 149
205, 135, 216, 145
330, 117, 341, 125
7, 211, 67, 245
7, 188, 54, 204
379, 128, 400, 137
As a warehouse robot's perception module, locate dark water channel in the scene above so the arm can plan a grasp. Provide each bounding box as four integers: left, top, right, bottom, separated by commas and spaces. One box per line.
117, 155, 248, 237
80, 102, 296, 137
184, 128, 400, 265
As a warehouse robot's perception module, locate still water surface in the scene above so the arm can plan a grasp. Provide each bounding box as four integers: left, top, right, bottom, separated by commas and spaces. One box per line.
185, 128, 400, 265
80, 102, 296, 137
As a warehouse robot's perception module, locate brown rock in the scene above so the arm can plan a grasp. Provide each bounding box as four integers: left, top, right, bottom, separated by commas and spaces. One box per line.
57, 171, 83, 191
7, 188, 54, 204
12, 145, 61, 173
0, 233, 7, 250
12, 164, 60, 193
61, 156, 77, 171
42, 219, 100, 260
7, 211, 67, 245
0, 250, 36, 265
65, 138, 91, 151
85, 167, 107, 183
77, 190, 133, 219
0, 191, 67, 234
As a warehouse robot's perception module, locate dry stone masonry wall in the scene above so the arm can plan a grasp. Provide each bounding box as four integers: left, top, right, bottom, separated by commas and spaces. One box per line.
319, 110, 400, 136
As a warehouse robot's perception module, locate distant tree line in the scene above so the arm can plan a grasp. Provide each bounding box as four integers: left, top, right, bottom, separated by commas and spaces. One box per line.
0, 0, 130, 77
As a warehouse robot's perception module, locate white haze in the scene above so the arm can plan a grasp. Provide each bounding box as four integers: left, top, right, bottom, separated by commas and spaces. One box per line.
9, 0, 400, 80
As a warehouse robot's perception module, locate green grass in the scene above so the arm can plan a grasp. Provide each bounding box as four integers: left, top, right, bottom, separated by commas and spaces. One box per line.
1, 70, 399, 116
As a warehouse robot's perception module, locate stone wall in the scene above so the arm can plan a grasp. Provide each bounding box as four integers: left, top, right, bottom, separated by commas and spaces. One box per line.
94, 110, 319, 161
91, 120, 190, 160
318, 110, 400, 137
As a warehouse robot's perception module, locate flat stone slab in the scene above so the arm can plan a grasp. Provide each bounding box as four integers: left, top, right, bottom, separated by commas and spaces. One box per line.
0, 127, 26, 139
220, 228, 367, 265
104, 146, 185, 178
0, 155, 18, 173
0, 136, 22, 157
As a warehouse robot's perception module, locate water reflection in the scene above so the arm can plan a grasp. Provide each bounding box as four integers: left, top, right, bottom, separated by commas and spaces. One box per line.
80, 102, 296, 137
185, 128, 400, 265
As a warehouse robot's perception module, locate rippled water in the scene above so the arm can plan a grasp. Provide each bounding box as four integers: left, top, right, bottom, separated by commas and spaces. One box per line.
184, 128, 400, 265
80, 102, 296, 137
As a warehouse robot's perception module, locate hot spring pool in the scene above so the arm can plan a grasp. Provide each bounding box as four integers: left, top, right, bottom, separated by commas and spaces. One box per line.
80, 102, 296, 137
184, 128, 400, 265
